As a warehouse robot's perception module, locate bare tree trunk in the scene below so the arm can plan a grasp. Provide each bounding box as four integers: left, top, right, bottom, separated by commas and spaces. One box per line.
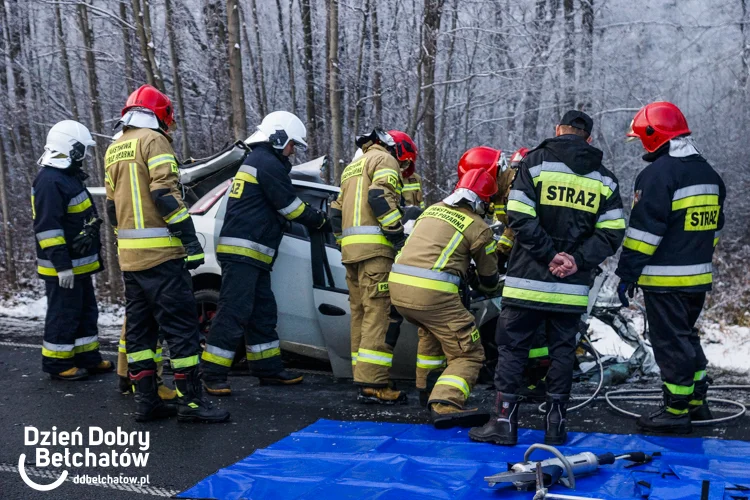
131, 0, 156, 88
226, 0, 247, 140
120, 0, 135, 94
0, 133, 16, 288
563, 0, 576, 109
370, 0, 383, 126
437, 0, 458, 171
741, 0, 749, 89
352, 0, 369, 135
240, 4, 264, 120
299, 0, 319, 155
580, 0, 594, 109
328, 0, 345, 184
54, 3, 79, 121
164, 0, 190, 158
275, 0, 297, 113
249, 0, 268, 116
141, 0, 164, 91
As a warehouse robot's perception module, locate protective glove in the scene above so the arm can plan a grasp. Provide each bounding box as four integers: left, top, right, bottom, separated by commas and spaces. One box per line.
183, 239, 205, 270
58, 269, 75, 289
384, 231, 407, 253
617, 280, 637, 307
71, 217, 103, 256
314, 211, 332, 233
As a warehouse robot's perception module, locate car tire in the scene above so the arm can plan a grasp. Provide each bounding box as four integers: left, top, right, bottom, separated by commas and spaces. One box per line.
194, 288, 248, 372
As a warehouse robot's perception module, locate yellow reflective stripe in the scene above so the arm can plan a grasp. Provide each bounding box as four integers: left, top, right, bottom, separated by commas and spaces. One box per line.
372, 168, 399, 180
74, 341, 99, 354
713, 237, 719, 247
67, 198, 92, 214
39, 236, 67, 249
389, 271, 459, 294
128, 349, 155, 363
533, 170, 612, 198
503, 286, 589, 307
31, 192, 36, 220
416, 354, 446, 369
171, 355, 200, 369
37, 261, 100, 277
154, 348, 163, 362
420, 201, 426, 209
377, 209, 401, 227
186, 253, 204, 262
402, 183, 421, 191
118, 237, 183, 249
353, 177, 363, 226
637, 273, 712, 288
147, 154, 177, 170
666, 407, 690, 415
507, 199, 537, 217
165, 207, 190, 224
357, 348, 393, 367
485, 240, 498, 254
351, 352, 358, 366
623, 237, 657, 256
665, 382, 694, 396
528, 347, 549, 359
340, 234, 393, 248
216, 244, 273, 264
286, 203, 306, 220
105, 172, 115, 190
435, 375, 470, 399
433, 231, 463, 271
235, 171, 258, 184
689, 400, 705, 407
694, 370, 707, 381
201, 350, 234, 367
671, 195, 719, 211
129, 163, 144, 229
499, 235, 513, 248
595, 219, 626, 230
42, 347, 75, 359
246, 348, 281, 361
118, 340, 127, 353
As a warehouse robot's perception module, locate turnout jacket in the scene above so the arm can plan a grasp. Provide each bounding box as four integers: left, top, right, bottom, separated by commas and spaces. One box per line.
32, 166, 102, 280
615, 145, 725, 293
105, 127, 195, 272
217, 143, 325, 270
330, 144, 404, 264
401, 172, 425, 209
493, 167, 518, 256
389, 202, 499, 311
503, 135, 625, 313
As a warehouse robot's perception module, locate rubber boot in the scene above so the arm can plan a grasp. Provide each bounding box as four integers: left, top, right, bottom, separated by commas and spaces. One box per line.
430, 403, 490, 429
157, 384, 177, 401
518, 379, 547, 403
203, 379, 232, 396
258, 369, 303, 386
50, 367, 89, 381
89, 360, 115, 374
130, 370, 177, 422
468, 393, 519, 445
544, 394, 569, 446
357, 386, 408, 405
636, 387, 692, 434
174, 367, 230, 423
118, 375, 131, 394
689, 377, 713, 422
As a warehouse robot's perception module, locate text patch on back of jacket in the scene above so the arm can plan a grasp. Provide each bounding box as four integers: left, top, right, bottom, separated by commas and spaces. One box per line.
542, 183, 600, 213
684, 206, 719, 231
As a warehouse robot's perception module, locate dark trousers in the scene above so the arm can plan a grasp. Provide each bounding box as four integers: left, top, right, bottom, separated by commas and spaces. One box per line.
202, 261, 282, 380
42, 276, 102, 373
644, 292, 707, 393
124, 258, 201, 374
495, 305, 579, 395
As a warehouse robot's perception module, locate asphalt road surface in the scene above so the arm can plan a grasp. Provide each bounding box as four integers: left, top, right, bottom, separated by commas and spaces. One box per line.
1, 317, 748, 499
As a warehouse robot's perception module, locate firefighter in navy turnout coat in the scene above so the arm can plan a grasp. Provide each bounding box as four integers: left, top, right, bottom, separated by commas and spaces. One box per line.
470, 111, 625, 446
33, 120, 113, 380
201, 112, 327, 395
617, 102, 726, 435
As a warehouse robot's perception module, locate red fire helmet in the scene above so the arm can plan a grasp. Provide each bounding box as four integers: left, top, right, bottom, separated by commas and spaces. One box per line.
455, 168, 498, 202
457, 146, 502, 180
626, 101, 690, 153
122, 84, 175, 129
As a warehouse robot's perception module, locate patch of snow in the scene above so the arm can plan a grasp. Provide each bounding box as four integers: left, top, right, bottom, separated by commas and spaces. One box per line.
700, 323, 750, 374
0, 292, 123, 327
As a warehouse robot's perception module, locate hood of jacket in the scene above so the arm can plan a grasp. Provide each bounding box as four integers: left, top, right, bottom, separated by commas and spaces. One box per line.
537, 135, 603, 175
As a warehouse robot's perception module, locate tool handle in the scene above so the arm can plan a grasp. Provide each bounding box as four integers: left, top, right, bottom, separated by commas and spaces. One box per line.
596, 452, 616, 465
617, 451, 650, 463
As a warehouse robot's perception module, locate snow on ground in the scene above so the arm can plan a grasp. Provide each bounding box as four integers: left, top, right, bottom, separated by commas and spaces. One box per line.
0, 291, 123, 327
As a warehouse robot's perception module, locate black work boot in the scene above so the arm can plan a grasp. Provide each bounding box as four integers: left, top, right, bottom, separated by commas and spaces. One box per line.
258, 369, 303, 386
118, 375, 131, 394
50, 367, 89, 381
357, 386, 408, 405
637, 386, 692, 434
419, 368, 445, 407
544, 394, 569, 446
468, 393, 519, 445
518, 379, 547, 403
689, 377, 713, 422
130, 370, 177, 422
430, 403, 490, 429
203, 379, 232, 396
174, 367, 231, 423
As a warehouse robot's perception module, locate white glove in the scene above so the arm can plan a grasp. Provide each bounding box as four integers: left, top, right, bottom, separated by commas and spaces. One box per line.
58, 269, 75, 289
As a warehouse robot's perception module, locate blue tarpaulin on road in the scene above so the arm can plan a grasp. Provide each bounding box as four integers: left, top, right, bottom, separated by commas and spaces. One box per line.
178, 419, 750, 499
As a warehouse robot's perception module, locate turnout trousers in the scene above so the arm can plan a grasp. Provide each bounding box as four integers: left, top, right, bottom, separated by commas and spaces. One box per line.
124, 258, 201, 375
396, 297, 484, 408
42, 276, 102, 374
644, 292, 708, 400
202, 260, 282, 380
346, 256, 394, 387
495, 305, 579, 397
117, 320, 166, 383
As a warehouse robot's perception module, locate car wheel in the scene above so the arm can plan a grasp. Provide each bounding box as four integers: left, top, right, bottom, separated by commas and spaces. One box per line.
194, 288, 248, 372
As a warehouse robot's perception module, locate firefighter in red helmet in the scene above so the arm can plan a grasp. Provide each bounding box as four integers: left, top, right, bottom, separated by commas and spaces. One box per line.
389, 151, 501, 429
389, 130, 424, 210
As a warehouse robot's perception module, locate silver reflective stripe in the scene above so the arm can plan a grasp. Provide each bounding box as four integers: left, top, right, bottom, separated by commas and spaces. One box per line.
38, 254, 98, 268
508, 189, 536, 208
75, 335, 98, 346
43, 341, 74, 352
278, 197, 303, 216
68, 191, 89, 206
715, 230, 722, 238
641, 263, 712, 276
505, 277, 589, 296
529, 161, 616, 190
391, 263, 461, 285
342, 226, 383, 236
36, 229, 65, 241
206, 344, 236, 359
218, 236, 276, 257
672, 184, 719, 201
239, 165, 258, 177
118, 228, 172, 239
246, 340, 280, 353
597, 208, 624, 222
358, 351, 392, 363
601, 176, 617, 194
625, 227, 662, 246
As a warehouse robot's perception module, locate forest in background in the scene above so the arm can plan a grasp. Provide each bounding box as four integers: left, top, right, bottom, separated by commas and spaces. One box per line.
0, 0, 748, 323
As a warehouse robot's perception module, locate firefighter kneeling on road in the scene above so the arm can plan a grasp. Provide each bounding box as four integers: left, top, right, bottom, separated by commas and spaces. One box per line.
201, 111, 328, 395
616, 102, 725, 434
390, 157, 501, 429
33, 120, 113, 380
470, 110, 625, 446
106, 84, 228, 423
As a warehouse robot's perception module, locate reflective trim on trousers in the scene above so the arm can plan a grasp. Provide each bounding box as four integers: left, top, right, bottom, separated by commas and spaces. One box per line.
201, 345, 236, 367
357, 348, 393, 367
171, 355, 200, 369
435, 374, 470, 399
416, 354, 447, 370
42, 341, 74, 359
246, 340, 281, 361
